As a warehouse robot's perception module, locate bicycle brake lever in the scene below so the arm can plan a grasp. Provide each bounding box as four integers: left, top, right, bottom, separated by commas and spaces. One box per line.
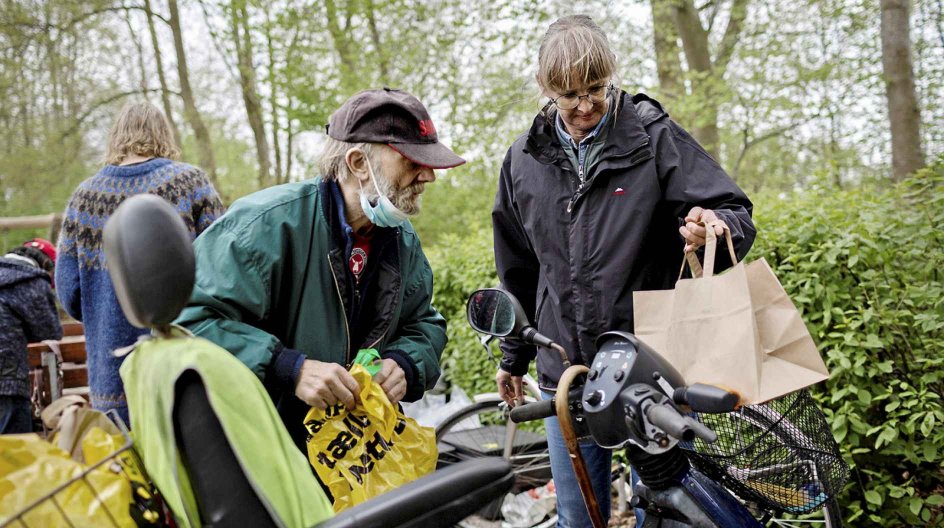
479, 335, 501, 368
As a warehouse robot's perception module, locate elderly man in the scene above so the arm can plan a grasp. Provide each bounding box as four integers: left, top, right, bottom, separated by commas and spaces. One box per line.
176, 88, 464, 450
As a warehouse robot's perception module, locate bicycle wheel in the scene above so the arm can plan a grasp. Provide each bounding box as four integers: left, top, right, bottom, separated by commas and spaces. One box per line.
436, 397, 555, 524
436, 397, 553, 490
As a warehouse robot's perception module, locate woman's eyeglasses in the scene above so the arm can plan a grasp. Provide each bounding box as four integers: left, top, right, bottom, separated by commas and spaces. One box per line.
547, 83, 613, 110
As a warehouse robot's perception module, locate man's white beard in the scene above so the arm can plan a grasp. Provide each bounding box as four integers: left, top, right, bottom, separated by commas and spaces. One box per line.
363, 165, 423, 216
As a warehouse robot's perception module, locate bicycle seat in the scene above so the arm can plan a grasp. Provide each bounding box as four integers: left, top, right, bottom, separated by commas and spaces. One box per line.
102, 193, 194, 332
318, 456, 513, 528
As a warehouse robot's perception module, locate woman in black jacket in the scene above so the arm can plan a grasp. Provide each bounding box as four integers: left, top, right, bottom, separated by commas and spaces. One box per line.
491, 15, 756, 527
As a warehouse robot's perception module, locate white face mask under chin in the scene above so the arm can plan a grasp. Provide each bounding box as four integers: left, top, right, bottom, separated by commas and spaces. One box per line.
358, 158, 410, 228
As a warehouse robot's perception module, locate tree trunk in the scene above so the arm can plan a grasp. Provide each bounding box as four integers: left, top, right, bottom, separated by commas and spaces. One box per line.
286, 119, 295, 184
324, 0, 357, 88
673, 0, 720, 159
125, 15, 151, 103
264, 10, 283, 184
230, 0, 271, 187
880, 0, 925, 182
167, 0, 218, 187
365, 0, 389, 80
670, 0, 749, 162
651, 0, 683, 101
143, 0, 183, 151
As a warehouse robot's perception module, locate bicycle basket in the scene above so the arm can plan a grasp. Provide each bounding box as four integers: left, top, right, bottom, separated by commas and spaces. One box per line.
681, 389, 849, 514
1, 411, 167, 527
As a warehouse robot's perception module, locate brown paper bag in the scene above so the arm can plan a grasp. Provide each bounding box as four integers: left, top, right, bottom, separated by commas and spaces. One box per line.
633, 221, 829, 403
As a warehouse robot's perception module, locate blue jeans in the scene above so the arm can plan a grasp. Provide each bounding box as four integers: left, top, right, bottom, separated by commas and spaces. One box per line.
0, 396, 32, 434
542, 391, 645, 527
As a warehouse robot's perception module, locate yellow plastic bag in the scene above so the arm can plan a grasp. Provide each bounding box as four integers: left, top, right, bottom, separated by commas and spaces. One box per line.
0, 431, 135, 527
305, 363, 437, 512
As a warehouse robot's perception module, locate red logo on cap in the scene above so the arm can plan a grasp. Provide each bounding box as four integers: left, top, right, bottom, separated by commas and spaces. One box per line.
418, 119, 436, 137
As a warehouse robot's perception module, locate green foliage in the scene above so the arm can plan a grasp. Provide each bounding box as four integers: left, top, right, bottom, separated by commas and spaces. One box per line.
411, 165, 496, 247
427, 154, 944, 525
751, 154, 944, 526
426, 227, 500, 397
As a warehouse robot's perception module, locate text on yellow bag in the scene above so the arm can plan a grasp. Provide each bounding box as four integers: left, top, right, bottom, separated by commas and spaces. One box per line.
304, 363, 437, 512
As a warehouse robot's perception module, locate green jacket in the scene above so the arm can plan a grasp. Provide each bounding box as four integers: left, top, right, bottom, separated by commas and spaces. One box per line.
120, 334, 334, 528
175, 179, 447, 447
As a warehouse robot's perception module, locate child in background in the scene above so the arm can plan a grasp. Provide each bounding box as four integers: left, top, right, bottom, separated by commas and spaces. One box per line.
0, 239, 62, 434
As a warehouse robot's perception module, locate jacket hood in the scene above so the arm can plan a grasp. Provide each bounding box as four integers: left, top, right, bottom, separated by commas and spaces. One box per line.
631, 93, 668, 126
0, 257, 49, 288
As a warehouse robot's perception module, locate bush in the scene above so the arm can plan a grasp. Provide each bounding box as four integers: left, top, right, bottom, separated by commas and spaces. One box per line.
426, 155, 944, 525
751, 156, 944, 526
427, 227, 501, 398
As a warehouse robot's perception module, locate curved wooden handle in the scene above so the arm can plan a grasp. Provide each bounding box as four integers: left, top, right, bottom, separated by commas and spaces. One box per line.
556, 365, 607, 528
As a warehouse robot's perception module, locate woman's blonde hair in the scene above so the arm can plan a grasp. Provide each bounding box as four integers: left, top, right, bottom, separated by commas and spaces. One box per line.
537, 15, 617, 94
105, 102, 180, 165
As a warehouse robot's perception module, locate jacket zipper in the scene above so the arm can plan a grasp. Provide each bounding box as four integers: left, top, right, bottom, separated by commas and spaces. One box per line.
563, 136, 651, 364
359, 231, 397, 354
327, 253, 352, 367
367, 332, 386, 350
566, 138, 651, 214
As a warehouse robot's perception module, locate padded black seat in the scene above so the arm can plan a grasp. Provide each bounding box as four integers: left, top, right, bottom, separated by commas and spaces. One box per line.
317, 456, 514, 528
103, 193, 194, 333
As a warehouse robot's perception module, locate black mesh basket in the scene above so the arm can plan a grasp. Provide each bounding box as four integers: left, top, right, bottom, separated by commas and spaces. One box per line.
680, 389, 849, 514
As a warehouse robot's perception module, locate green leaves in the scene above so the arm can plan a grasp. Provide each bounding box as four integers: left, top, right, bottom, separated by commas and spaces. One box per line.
752, 155, 944, 526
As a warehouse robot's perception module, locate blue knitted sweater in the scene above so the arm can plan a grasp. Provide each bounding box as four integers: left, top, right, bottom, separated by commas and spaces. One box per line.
56, 158, 224, 422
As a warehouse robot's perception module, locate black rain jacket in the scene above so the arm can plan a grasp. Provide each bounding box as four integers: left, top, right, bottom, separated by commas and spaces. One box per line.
493, 91, 756, 390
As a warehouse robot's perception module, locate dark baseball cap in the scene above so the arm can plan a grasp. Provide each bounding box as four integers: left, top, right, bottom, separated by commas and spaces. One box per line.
326, 88, 466, 169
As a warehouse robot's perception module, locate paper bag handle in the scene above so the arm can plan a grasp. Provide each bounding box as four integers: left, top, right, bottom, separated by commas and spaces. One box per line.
678, 219, 738, 280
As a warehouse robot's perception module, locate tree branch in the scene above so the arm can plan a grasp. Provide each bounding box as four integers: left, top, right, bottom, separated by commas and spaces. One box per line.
324, 0, 358, 81
365, 0, 389, 80
197, 0, 239, 82
714, 0, 749, 76
733, 118, 813, 177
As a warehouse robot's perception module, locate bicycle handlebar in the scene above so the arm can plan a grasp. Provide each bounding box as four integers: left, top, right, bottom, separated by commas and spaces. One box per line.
509, 398, 556, 423
647, 404, 696, 442
646, 403, 718, 444
673, 383, 740, 413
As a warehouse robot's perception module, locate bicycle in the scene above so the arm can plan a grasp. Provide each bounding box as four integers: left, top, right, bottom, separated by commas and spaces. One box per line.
434, 335, 644, 527
434, 336, 555, 526
466, 287, 848, 528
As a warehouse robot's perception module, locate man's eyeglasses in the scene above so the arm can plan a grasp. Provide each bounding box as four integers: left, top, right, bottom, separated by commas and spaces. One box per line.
547, 83, 613, 111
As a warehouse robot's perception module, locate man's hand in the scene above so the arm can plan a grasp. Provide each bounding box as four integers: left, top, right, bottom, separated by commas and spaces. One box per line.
295, 359, 361, 410
496, 369, 524, 408
372, 359, 407, 404
679, 207, 725, 253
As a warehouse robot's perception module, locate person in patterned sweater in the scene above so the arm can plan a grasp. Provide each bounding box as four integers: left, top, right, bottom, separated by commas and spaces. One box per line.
56, 102, 224, 424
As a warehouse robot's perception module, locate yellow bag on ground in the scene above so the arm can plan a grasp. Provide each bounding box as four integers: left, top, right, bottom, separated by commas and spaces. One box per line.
0, 430, 135, 527
305, 352, 437, 512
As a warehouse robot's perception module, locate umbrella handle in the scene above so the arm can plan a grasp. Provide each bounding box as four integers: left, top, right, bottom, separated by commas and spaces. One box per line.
556, 365, 607, 528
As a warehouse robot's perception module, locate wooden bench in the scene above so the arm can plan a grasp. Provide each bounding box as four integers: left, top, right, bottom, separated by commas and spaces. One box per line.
28, 321, 88, 409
